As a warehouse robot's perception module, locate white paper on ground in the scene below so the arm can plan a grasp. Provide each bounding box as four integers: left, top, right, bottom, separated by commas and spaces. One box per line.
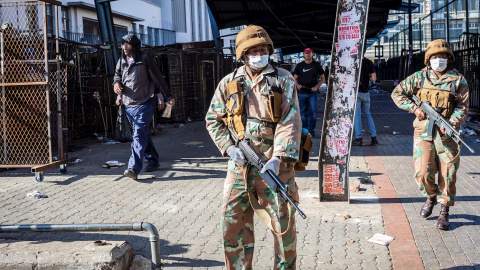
368, 233, 395, 245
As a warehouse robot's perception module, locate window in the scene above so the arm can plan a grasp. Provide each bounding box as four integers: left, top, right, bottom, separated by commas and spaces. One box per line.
147, 27, 153, 45
450, 22, 464, 40
383, 36, 389, 43
26, 4, 37, 31
46, 4, 54, 34
132, 23, 137, 34
469, 23, 479, 34
230, 39, 235, 48
61, 6, 70, 32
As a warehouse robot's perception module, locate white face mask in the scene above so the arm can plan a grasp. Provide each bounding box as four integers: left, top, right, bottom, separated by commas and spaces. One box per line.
247, 55, 269, 69
430, 58, 448, 72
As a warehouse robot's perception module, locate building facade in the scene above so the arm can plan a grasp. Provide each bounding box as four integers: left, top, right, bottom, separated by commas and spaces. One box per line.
53, 0, 213, 46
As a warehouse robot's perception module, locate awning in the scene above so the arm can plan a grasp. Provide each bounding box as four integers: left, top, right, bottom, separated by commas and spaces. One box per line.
206, 0, 404, 55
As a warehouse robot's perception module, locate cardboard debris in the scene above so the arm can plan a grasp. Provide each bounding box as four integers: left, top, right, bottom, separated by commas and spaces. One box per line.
368, 233, 395, 245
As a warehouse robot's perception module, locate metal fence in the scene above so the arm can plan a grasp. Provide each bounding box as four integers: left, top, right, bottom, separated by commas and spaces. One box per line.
389, 0, 480, 58
1, 0, 70, 179
378, 33, 480, 108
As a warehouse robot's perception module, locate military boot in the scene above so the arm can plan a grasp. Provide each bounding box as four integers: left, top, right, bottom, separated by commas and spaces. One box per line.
437, 204, 450, 230
420, 196, 437, 218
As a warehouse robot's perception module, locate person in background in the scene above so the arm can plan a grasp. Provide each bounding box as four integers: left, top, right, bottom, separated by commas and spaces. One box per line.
113, 34, 175, 180
293, 48, 325, 137
391, 39, 469, 230
353, 54, 378, 146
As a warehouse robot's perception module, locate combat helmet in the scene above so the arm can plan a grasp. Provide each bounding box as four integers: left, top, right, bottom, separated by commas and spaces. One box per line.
235, 25, 274, 60
424, 39, 455, 65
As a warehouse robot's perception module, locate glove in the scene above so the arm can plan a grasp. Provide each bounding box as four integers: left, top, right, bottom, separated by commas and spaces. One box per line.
260, 157, 280, 175
226, 146, 246, 166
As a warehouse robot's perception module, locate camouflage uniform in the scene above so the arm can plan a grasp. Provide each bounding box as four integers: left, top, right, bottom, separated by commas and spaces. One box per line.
391, 67, 469, 206
206, 64, 301, 269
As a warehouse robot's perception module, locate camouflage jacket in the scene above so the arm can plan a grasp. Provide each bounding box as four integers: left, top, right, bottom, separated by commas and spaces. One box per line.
205, 64, 301, 162
391, 67, 469, 140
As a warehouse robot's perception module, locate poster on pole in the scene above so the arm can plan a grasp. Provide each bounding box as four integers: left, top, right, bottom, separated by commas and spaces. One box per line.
318, 0, 370, 201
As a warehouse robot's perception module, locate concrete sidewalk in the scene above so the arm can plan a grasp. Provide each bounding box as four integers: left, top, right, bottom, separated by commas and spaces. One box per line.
1, 86, 479, 269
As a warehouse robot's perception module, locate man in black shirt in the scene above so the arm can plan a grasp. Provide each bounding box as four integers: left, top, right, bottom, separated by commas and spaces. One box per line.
293, 48, 325, 137
353, 57, 378, 146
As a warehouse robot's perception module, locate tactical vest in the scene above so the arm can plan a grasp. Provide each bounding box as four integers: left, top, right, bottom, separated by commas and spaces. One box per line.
222, 66, 282, 141
416, 74, 456, 118
223, 66, 313, 171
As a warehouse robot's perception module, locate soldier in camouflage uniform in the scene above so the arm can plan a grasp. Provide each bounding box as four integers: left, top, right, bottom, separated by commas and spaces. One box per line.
205, 25, 302, 269
391, 39, 469, 230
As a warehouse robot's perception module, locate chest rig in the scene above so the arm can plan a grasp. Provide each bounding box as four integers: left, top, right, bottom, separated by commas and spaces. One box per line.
222, 66, 282, 141
416, 73, 457, 118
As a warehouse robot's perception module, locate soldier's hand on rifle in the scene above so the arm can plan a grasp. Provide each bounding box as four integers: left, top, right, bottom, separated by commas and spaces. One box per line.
414, 107, 425, 120
114, 83, 123, 94
227, 146, 246, 166
260, 157, 280, 175
440, 126, 447, 135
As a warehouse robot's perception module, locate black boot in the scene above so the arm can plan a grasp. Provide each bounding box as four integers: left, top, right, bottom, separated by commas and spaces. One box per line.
420, 196, 437, 218
371, 137, 379, 146
437, 204, 450, 230
352, 138, 363, 146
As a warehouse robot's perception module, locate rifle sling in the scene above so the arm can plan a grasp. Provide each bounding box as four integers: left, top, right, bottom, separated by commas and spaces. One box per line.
433, 130, 461, 164
245, 134, 274, 145
243, 164, 292, 236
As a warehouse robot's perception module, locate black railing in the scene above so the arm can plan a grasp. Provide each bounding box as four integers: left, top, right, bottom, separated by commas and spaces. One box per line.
63, 31, 102, 45
63, 29, 176, 47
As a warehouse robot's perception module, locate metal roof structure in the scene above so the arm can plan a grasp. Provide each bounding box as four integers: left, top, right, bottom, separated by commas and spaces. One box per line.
206, 0, 404, 55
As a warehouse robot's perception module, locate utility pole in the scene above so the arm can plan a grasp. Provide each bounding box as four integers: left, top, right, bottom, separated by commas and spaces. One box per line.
318, 0, 370, 202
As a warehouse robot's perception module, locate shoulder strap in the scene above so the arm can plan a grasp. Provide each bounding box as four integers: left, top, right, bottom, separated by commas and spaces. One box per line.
265, 66, 280, 90
450, 80, 456, 95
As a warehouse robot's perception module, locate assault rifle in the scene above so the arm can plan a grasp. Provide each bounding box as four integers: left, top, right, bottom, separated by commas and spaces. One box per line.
228, 129, 307, 219
411, 95, 475, 153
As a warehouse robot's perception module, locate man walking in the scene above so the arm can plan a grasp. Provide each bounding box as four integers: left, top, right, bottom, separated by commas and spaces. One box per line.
113, 34, 175, 180
205, 25, 301, 269
353, 56, 378, 146
293, 48, 325, 137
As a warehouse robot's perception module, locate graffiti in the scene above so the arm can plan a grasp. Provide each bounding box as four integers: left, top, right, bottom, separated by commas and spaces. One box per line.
338, 25, 360, 40
323, 164, 344, 194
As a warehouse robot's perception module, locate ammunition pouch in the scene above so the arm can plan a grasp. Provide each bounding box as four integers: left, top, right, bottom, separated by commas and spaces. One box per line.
223, 80, 246, 140
267, 86, 282, 123
417, 78, 456, 118
294, 132, 313, 171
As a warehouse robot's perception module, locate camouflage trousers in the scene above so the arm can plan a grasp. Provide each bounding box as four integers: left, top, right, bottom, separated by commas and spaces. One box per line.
413, 137, 460, 206
222, 160, 298, 270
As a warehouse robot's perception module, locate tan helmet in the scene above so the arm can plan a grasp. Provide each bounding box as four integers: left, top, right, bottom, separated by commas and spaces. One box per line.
235, 25, 274, 60
424, 39, 455, 65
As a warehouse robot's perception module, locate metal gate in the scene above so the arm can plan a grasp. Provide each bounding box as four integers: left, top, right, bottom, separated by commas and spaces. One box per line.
0, 0, 72, 181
